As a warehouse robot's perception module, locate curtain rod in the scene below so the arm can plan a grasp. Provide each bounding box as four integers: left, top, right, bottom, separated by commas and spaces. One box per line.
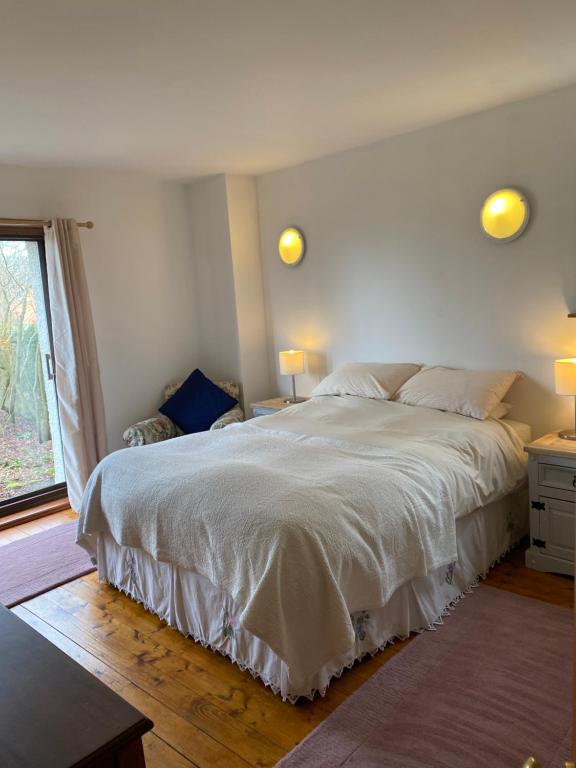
0, 217, 94, 229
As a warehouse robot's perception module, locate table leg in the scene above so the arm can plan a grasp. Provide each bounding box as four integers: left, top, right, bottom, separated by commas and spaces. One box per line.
116, 737, 146, 768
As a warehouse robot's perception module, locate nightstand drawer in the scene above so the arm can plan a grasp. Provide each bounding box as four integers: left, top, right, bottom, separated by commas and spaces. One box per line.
538, 463, 576, 492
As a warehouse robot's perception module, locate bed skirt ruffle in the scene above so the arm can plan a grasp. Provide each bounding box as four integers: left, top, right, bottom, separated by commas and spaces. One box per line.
96, 487, 527, 702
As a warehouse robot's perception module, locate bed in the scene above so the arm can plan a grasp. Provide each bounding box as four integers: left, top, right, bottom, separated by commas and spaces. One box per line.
78, 394, 529, 701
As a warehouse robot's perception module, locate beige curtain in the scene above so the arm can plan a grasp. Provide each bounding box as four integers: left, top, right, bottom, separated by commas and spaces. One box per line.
44, 219, 107, 512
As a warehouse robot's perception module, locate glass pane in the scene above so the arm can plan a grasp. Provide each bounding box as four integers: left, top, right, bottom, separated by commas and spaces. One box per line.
0, 240, 64, 503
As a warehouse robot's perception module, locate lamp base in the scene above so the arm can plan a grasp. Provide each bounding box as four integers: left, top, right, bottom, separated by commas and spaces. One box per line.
559, 430, 576, 441
283, 397, 306, 404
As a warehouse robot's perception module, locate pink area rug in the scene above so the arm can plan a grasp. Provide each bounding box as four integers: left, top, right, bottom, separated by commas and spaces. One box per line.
0, 522, 95, 607
278, 586, 572, 767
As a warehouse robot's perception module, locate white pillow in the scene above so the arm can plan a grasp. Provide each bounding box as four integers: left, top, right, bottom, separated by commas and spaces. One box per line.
395, 366, 518, 420
489, 402, 512, 419
311, 362, 421, 400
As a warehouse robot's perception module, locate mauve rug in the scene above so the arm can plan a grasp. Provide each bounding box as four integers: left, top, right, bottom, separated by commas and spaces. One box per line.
0, 521, 95, 608
278, 586, 572, 767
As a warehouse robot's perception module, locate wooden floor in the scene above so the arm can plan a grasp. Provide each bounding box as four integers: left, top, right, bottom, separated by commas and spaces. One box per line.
1, 510, 573, 768
0, 507, 77, 542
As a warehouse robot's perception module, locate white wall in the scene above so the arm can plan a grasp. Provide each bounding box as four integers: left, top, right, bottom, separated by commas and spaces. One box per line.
189, 174, 270, 408
0, 164, 198, 450
257, 85, 576, 438
225, 175, 271, 406
188, 175, 240, 384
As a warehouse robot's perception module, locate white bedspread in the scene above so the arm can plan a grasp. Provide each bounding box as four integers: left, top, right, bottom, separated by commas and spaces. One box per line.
78, 397, 526, 685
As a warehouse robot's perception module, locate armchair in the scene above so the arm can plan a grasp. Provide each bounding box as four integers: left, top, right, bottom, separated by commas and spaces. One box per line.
123, 380, 244, 447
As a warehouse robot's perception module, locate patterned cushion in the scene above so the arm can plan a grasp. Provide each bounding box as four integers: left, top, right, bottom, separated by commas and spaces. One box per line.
211, 404, 245, 430
122, 414, 179, 448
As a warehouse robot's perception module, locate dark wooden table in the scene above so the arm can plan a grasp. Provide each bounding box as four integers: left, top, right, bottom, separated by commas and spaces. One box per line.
0, 603, 153, 767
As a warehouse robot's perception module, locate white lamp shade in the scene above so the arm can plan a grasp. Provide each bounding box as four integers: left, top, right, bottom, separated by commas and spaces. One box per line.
554, 358, 576, 395
279, 349, 305, 376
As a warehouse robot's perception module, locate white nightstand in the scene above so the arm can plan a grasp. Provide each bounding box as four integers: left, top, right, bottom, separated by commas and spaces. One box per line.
525, 432, 576, 576
250, 397, 309, 417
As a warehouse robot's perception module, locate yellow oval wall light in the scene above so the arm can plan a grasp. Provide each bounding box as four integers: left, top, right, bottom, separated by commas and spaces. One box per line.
278, 226, 306, 266
480, 188, 530, 242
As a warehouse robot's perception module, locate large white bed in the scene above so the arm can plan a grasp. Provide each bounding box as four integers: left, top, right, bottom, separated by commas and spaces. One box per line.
78, 395, 529, 701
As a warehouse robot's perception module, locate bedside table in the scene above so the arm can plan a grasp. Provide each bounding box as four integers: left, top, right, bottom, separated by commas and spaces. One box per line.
525, 432, 576, 576
250, 397, 309, 417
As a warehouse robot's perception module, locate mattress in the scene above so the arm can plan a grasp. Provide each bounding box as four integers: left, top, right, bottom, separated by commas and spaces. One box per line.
501, 418, 532, 444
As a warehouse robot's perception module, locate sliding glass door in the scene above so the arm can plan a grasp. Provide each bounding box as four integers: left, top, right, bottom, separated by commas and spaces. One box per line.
0, 230, 65, 513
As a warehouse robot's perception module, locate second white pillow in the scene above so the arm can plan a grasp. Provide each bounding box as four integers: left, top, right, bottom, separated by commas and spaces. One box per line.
311, 362, 421, 400
395, 366, 518, 420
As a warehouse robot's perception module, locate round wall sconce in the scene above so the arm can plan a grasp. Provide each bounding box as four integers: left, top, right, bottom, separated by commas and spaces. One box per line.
480, 188, 530, 242
278, 227, 305, 266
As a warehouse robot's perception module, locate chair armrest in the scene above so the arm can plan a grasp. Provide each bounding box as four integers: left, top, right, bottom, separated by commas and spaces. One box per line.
122, 414, 178, 447
210, 405, 245, 431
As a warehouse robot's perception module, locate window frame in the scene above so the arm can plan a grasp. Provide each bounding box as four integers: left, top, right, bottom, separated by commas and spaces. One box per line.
0, 226, 67, 516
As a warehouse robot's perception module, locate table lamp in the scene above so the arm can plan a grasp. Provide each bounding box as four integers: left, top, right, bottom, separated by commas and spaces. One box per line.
279, 349, 305, 404
554, 358, 576, 440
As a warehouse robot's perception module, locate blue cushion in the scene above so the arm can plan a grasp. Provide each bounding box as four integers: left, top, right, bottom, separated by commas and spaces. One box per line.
159, 369, 238, 434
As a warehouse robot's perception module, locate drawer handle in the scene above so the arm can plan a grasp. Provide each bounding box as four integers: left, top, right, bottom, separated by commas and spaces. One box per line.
573, 475, 576, 488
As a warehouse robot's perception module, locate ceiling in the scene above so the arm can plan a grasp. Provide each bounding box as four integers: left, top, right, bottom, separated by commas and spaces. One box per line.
2, 0, 576, 179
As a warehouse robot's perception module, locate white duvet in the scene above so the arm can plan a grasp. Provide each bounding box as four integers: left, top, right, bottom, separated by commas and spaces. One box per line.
78, 397, 526, 685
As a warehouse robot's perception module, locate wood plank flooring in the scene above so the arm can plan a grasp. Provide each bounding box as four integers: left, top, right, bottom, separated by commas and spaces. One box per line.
2, 510, 573, 768
0, 507, 77, 543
